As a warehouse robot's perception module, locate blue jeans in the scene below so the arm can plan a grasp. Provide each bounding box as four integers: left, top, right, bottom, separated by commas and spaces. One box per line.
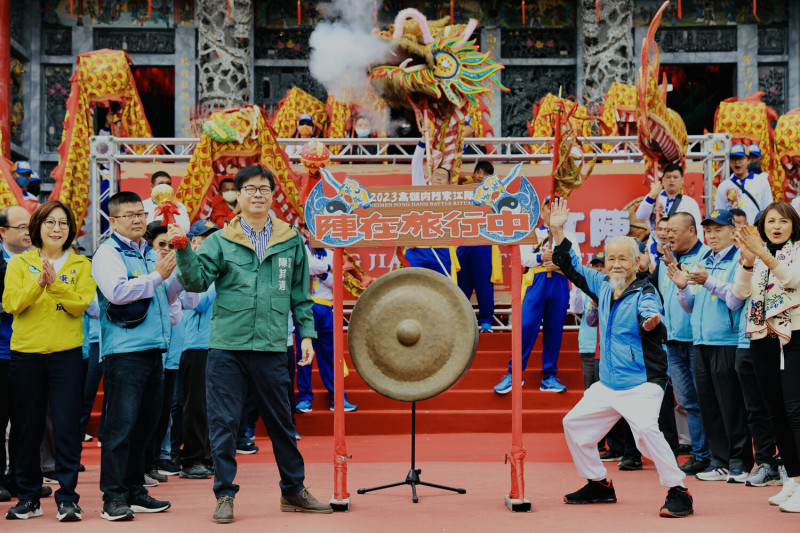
10, 348, 83, 504
100, 350, 164, 503
295, 304, 349, 404
665, 341, 710, 461
207, 349, 305, 498
456, 246, 494, 326
507, 272, 569, 377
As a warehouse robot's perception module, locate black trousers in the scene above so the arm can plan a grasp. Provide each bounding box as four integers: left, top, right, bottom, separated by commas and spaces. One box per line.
0, 358, 13, 487
735, 347, 777, 466
10, 348, 83, 504
180, 349, 211, 468
100, 350, 163, 503
79, 343, 104, 439
146, 368, 178, 470
580, 354, 599, 391
207, 349, 304, 498
693, 345, 753, 471
750, 334, 800, 477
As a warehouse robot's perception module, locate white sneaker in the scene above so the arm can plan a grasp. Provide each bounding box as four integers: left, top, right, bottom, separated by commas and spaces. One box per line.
780, 484, 800, 512
696, 466, 730, 481
769, 476, 797, 506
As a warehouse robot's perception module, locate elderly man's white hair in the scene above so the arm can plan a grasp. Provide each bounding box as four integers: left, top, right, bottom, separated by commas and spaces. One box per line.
605, 235, 640, 261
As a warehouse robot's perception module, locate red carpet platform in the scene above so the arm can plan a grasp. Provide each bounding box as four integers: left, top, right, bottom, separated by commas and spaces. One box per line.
3, 434, 796, 532
87, 331, 584, 437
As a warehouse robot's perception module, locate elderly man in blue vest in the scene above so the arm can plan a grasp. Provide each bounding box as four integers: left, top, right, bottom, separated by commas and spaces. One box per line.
548, 198, 693, 518
667, 209, 753, 483
651, 212, 712, 474
92, 191, 183, 521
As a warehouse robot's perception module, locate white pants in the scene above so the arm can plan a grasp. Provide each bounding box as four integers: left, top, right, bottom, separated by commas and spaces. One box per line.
563, 381, 686, 488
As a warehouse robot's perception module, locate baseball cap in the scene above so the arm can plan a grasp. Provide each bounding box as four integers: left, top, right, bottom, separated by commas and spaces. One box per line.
702, 209, 734, 226
11, 161, 33, 174
542, 195, 563, 207
188, 220, 219, 239
29, 172, 41, 182
298, 113, 314, 125
730, 144, 747, 158
748, 144, 762, 157
589, 251, 605, 265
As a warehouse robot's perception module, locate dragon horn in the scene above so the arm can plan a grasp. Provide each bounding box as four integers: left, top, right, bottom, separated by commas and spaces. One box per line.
392, 8, 435, 45
454, 18, 479, 48
320, 167, 342, 191
501, 163, 523, 187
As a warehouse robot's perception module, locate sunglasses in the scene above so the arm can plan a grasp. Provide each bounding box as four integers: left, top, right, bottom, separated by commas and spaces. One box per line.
155, 242, 175, 250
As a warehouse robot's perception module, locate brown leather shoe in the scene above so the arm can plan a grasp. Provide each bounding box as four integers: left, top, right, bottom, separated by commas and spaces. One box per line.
280, 489, 333, 514
212, 496, 234, 523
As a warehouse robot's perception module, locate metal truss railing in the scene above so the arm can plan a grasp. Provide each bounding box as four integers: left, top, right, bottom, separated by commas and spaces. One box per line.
88, 133, 732, 252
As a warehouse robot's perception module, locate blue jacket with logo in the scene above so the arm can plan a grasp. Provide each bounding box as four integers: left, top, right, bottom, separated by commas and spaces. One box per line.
685, 246, 745, 346
554, 239, 668, 391
655, 240, 710, 342
96, 236, 172, 358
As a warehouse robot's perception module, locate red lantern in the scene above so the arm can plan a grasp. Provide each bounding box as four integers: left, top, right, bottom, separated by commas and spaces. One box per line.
299, 141, 331, 203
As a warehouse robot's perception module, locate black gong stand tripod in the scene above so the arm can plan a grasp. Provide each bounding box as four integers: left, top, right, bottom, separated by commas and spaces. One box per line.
357, 401, 466, 503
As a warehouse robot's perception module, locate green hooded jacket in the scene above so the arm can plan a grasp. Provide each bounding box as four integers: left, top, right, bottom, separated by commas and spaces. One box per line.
175, 214, 316, 352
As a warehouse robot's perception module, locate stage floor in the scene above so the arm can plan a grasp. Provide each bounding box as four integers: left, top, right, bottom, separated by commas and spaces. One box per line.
3, 433, 794, 532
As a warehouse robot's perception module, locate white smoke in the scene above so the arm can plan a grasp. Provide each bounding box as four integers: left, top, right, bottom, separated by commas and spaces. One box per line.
309, 0, 394, 131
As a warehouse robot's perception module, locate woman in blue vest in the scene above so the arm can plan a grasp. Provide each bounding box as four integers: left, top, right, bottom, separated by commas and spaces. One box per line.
3, 201, 96, 522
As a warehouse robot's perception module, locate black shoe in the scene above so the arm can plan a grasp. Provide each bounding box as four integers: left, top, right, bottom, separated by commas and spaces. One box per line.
679, 456, 710, 475
129, 493, 171, 513
564, 479, 617, 504
0, 486, 10, 503
40, 486, 52, 498
156, 459, 181, 476
147, 469, 168, 483
57, 502, 83, 522
618, 457, 644, 471
599, 451, 623, 462
101, 501, 134, 522
179, 464, 213, 479
673, 444, 692, 456
5, 499, 42, 519
660, 486, 693, 518
78, 464, 86, 472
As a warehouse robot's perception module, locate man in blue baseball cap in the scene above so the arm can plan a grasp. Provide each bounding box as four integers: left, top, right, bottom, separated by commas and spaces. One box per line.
10, 162, 41, 211
747, 144, 763, 174
714, 144, 772, 224
285, 114, 315, 159
666, 208, 753, 484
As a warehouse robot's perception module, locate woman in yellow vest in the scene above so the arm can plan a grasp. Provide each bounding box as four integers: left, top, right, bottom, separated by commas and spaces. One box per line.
3, 201, 96, 522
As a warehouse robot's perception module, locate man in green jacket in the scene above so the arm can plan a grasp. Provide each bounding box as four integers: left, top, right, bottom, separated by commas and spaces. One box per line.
168, 165, 330, 523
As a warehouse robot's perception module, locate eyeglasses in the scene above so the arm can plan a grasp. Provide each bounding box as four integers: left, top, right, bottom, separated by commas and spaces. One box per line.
44, 219, 70, 230
110, 212, 147, 221
155, 242, 175, 250
3, 224, 29, 232
241, 185, 273, 196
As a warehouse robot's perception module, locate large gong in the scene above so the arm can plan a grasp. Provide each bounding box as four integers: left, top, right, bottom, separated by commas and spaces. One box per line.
348, 267, 479, 402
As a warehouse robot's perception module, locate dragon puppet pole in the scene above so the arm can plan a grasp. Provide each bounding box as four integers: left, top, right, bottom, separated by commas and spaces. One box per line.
505, 245, 529, 511
332, 247, 350, 508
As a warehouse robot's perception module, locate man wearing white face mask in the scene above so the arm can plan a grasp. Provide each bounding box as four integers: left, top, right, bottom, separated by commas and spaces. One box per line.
210, 179, 241, 228
353, 115, 376, 157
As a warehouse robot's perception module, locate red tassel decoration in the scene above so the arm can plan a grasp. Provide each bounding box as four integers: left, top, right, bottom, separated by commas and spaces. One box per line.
596, 0, 599, 23
148, 0, 151, 19
451, 0, 454, 22
227, 0, 231, 22
754, 0, 757, 16
522, 1, 526, 25
69, 0, 73, 16
678, 1, 682, 19
297, 0, 301, 25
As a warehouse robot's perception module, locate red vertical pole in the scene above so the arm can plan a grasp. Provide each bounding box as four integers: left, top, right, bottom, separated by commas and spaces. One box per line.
332, 247, 350, 505
0, 0, 10, 158
507, 246, 526, 503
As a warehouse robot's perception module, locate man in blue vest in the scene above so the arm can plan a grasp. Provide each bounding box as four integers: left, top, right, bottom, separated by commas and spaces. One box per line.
0, 206, 32, 502
92, 192, 182, 521
651, 212, 711, 474
668, 209, 753, 482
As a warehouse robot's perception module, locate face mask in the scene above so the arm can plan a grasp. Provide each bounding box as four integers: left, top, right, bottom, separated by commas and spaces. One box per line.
26, 182, 41, 196
355, 128, 371, 138
298, 125, 313, 137
15, 176, 30, 189
222, 191, 237, 204
748, 161, 762, 174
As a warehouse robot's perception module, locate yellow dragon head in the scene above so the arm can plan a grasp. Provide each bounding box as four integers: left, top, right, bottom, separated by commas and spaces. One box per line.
369, 8, 506, 111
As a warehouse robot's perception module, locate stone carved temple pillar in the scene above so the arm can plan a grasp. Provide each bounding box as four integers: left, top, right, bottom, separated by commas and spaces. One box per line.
579, 0, 635, 106
196, 0, 253, 105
